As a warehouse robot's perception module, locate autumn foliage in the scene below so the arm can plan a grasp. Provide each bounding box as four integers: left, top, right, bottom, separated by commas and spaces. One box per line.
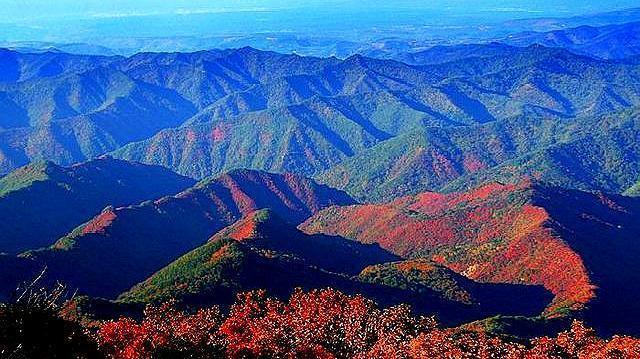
301, 181, 595, 314
96, 288, 640, 359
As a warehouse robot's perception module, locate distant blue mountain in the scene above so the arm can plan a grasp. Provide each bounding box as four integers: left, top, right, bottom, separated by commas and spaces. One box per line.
502, 21, 640, 59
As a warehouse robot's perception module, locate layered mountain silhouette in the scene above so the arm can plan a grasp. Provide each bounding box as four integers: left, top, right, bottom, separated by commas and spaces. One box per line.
0, 58, 196, 173
119, 209, 551, 325
0, 49, 120, 83
111, 45, 640, 180
0, 157, 194, 253
301, 180, 640, 335
18, 170, 355, 299
1, 37, 640, 340
2, 44, 640, 187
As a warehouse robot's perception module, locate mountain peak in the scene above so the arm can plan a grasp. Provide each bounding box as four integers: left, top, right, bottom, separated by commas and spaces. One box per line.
217, 209, 282, 242
26, 169, 355, 298
301, 181, 594, 314
344, 53, 367, 64
302, 181, 640, 333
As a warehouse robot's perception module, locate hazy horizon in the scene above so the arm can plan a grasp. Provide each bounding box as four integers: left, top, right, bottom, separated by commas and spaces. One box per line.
1, 0, 639, 52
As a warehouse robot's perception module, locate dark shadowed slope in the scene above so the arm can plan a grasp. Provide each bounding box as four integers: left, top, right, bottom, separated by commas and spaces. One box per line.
0, 157, 194, 254
301, 181, 640, 335
0, 254, 39, 301
120, 209, 550, 326
20, 170, 355, 299
118, 209, 398, 303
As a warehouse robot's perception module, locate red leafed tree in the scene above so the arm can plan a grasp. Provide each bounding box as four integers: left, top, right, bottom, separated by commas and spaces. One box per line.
97, 301, 223, 359
219, 288, 426, 358
96, 289, 640, 359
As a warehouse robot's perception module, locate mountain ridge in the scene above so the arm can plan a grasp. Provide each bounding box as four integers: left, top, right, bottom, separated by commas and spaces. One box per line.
119, 208, 551, 326
301, 180, 640, 335
3, 44, 640, 184
0, 156, 194, 253
18, 169, 355, 299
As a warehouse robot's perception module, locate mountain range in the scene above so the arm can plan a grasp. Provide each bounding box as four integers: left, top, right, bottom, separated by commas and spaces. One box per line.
16, 169, 354, 299
2, 43, 640, 191
118, 208, 551, 326
501, 21, 640, 60
2, 20, 640, 343
111, 44, 640, 178
301, 180, 640, 335
320, 108, 640, 201
2, 168, 638, 335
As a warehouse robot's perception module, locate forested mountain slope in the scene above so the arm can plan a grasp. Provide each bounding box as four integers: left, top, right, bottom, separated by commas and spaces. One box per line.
0, 157, 194, 253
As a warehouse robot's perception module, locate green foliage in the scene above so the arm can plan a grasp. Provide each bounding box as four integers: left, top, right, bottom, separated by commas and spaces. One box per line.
321, 108, 640, 201
105, 45, 640, 182
624, 180, 640, 196
0, 161, 52, 197
13, 170, 354, 300
359, 259, 474, 304
119, 238, 245, 303
3, 46, 640, 199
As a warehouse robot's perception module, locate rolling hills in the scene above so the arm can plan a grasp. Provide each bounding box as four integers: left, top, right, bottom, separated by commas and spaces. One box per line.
19, 170, 355, 299
301, 181, 640, 335
0, 157, 194, 254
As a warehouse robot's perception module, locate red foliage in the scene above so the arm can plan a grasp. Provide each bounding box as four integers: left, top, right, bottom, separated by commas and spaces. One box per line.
185, 129, 198, 143
211, 125, 227, 142
80, 207, 118, 235
97, 301, 223, 359
430, 149, 459, 180
462, 153, 488, 174
96, 290, 640, 359
227, 212, 260, 241
219, 174, 258, 214
300, 181, 595, 314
